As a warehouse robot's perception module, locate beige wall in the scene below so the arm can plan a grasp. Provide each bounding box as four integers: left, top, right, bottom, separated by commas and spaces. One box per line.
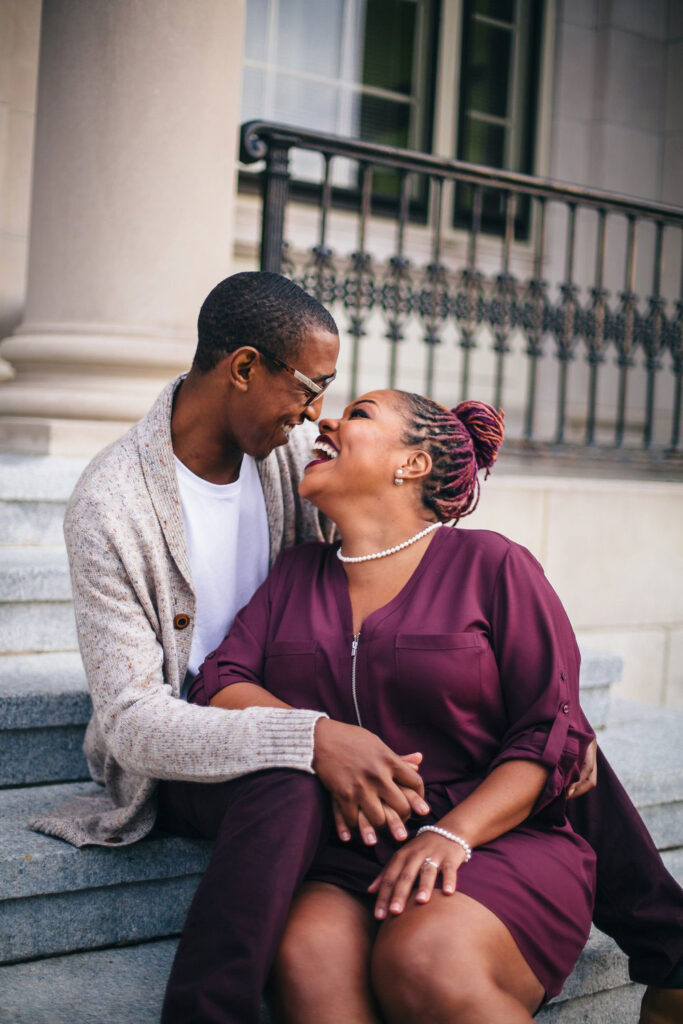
0, 0, 41, 356
460, 470, 683, 710
1, 0, 680, 709
0, 0, 246, 453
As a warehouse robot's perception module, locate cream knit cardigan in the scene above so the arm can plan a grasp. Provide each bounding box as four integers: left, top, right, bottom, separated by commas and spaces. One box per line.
30, 378, 334, 847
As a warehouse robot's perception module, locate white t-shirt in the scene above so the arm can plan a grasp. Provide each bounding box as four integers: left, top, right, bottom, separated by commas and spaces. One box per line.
174, 453, 270, 687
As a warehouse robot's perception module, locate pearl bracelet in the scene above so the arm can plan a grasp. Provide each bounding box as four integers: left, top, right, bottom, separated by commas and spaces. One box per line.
416, 825, 472, 862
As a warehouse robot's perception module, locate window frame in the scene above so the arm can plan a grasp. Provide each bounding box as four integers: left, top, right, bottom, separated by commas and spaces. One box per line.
236, 0, 556, 247
240, 0, 439, 201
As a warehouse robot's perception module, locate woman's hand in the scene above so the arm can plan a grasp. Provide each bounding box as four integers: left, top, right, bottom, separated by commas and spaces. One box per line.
331, 753, 429, 845
566, 737, 598, 799
367, 831, 467, 920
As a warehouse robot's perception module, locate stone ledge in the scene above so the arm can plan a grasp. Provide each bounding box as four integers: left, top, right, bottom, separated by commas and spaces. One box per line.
0, 602, 77, 655
0, 653, 88, 729
576, 649, 623, 689
0, 501, 68, 546
1, 876, 199, 963
0, 783, 212, 903
0, 454, 88, 501
0, 548, 72, 602
0, 727, 90, 787
0, 932, 650, 1024
600, 700, 683, 807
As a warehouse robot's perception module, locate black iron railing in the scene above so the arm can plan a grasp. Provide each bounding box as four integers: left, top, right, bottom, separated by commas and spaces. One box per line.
240, 120, 683, 463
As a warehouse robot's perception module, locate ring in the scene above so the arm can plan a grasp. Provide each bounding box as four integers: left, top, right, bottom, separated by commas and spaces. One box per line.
422, 857, 438, 868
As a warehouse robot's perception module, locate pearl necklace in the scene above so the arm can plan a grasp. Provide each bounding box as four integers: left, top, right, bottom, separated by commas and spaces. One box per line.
336, 521, 442, 563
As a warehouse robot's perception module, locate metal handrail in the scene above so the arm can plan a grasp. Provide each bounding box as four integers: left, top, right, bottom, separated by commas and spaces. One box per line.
240, 120, 683, 225
240, 120, 683, 462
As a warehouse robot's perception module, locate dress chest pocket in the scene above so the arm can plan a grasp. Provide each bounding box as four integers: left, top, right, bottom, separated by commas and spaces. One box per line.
394, 632, 483, 714
263, 640, 320, 708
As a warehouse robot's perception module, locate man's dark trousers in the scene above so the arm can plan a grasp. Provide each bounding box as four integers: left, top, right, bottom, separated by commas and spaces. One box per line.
159, 770, 332, 1024
159, 750, 683, 1023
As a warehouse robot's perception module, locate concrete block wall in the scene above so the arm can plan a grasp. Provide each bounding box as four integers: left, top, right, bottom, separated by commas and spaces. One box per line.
459, 470, 683, 710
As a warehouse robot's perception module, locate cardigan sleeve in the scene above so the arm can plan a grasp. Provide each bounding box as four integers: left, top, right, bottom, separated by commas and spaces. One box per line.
66, 511, 325, 783
487, 542, 594, 820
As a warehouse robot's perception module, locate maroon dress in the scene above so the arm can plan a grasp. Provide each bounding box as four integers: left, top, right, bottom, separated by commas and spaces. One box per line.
190, 527, 597, 1001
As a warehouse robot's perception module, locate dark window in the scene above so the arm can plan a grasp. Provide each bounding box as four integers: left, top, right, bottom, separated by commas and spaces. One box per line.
454, 0, 543, 236
240, 0, 438, 207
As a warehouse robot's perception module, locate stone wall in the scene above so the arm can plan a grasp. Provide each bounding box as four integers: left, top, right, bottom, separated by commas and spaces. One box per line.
460, 469, 683, 710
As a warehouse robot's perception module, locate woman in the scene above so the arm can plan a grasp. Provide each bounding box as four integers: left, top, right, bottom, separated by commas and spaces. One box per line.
188, 389, 596, 1023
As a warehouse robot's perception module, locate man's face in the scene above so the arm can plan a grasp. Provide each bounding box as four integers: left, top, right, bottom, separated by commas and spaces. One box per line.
235, 328, 340, 458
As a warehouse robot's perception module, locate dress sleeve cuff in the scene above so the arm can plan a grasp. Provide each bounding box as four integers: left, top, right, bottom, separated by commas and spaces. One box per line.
487, 704, 589, 819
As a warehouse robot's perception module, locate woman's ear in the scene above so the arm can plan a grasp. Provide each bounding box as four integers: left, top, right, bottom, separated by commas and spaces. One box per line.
400, 449, 432, 482
228, 348, 259, 392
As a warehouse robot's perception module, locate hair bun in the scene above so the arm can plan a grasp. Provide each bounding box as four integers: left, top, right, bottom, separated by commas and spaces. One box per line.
452, 401, 505, 476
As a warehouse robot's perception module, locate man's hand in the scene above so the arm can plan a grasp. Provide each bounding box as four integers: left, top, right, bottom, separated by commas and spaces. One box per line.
313, 719, 429, 843
567, 737, 598, 800
332, 753, 425, 845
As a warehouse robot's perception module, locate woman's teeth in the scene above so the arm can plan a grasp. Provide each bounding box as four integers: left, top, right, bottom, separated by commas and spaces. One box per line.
311, 441, 338, 461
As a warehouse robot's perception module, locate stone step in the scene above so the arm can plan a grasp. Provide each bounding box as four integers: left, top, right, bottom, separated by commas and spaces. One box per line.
0, 454, 86, 547
0, 940, 272, 1024
1, 719, 681, 966
601, 699, 683, 850
577, 649, 622, 730
0, 547, 72, 602
0, 500, 68, 547
0, 653, 90, 786
0, 455, 88, 502
0, 647, 624, 787
0, 548, 77, 654
0, 781, 211, 964
0, 914, 673, 1023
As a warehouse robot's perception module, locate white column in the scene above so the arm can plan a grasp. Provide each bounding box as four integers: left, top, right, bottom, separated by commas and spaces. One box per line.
0, 0, 246, 455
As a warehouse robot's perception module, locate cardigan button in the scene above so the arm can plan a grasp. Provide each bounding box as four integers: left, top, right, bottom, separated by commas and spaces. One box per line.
561, 702, 570, 714
174, 614, 190, 630
560, 671, 567, 680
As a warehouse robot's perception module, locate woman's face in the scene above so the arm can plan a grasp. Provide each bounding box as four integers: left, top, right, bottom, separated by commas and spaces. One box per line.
298, 390, 417, 512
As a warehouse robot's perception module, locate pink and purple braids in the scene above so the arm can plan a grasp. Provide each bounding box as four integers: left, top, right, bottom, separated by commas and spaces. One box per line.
396, 393, 505, 522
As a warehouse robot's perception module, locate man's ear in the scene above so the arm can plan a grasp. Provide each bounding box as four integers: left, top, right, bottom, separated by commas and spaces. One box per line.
227, 348, 259, 392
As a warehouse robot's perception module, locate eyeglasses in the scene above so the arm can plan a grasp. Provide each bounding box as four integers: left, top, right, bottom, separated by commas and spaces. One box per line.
254, 346, 337, 407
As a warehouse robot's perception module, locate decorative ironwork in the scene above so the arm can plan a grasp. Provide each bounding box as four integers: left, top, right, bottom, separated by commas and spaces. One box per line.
240, 120, 683, 465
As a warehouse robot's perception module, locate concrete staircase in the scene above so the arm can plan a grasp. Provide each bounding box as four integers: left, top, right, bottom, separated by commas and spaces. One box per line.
0, 453, 681, 1024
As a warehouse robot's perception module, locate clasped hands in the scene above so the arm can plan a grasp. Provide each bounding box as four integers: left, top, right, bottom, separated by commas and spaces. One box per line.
314, 719, 598, 919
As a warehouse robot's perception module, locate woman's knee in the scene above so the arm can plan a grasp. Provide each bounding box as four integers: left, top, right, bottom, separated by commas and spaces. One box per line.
274, 914, 346, 1004
371, 924, 493, 1019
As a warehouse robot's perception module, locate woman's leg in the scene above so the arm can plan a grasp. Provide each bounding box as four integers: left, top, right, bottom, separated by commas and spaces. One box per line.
371, 891, 545, 1024
271, 881, 381, 1024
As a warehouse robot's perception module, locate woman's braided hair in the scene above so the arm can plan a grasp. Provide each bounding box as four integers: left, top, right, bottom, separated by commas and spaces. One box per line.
396, 392, 505, 522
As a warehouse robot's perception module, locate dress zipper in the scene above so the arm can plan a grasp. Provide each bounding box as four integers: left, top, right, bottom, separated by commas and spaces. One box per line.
351, 632, 362, 726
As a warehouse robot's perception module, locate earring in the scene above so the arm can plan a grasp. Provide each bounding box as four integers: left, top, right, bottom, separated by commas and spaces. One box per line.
394, 469, 404, 486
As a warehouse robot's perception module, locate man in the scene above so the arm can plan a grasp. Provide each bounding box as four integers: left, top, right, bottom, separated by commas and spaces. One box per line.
33, 273, 681, 1023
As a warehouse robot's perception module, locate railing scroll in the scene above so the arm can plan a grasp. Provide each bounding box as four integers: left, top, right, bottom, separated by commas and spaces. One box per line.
240, 120, 683, 467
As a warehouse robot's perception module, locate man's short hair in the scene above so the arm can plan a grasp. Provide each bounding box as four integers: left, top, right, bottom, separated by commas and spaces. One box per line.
193, 271, 339, 373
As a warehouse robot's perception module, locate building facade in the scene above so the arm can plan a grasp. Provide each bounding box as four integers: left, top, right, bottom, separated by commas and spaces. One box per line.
0, 0, 682, 707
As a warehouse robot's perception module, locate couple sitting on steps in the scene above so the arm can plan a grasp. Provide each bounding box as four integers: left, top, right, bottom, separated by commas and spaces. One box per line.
32, 272, 683, 1023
